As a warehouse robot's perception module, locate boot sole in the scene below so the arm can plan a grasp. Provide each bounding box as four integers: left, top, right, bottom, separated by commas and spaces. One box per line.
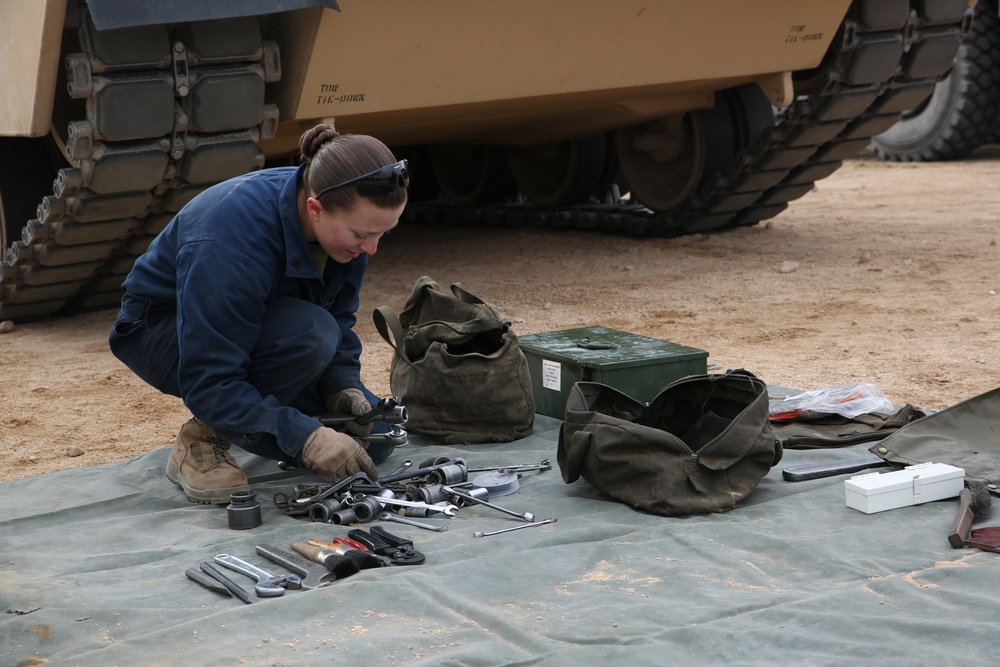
165, 457, 249, 505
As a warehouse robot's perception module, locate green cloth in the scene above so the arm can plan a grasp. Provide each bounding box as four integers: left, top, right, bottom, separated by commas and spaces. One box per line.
2, 415, 996, 665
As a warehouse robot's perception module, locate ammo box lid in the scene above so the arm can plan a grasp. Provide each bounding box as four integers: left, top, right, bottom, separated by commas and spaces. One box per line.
518, 326, 707, 370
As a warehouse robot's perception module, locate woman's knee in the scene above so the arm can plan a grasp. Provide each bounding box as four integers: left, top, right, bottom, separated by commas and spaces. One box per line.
252, 299, 341, 381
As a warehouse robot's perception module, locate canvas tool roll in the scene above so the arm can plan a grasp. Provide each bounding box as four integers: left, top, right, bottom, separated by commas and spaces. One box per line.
558, 371, 783, 515
373, 276, 534, 444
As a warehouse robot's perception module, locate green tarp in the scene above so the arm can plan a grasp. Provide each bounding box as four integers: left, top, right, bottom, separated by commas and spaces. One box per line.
2, 415, 996, 666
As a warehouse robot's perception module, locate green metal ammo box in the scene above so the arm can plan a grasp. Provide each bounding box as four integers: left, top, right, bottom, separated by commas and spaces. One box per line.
518, 326, 710, 419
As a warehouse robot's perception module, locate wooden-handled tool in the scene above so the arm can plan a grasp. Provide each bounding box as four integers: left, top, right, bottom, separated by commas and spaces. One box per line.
947, 481, 992, 548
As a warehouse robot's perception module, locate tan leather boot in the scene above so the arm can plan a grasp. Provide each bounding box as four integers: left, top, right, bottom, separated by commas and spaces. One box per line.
166, 418, 249, 504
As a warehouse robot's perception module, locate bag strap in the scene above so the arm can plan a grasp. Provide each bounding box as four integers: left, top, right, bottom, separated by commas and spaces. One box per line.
372, 305, 412, 365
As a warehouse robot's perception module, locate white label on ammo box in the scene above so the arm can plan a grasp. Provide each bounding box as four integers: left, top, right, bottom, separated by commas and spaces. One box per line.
542, 359, 561, 391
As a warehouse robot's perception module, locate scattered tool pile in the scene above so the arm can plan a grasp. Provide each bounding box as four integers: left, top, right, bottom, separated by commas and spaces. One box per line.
184, 454, 555, 603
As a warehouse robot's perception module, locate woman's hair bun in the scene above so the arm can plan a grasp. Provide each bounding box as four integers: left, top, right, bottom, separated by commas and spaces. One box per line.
299, 123, 341, 161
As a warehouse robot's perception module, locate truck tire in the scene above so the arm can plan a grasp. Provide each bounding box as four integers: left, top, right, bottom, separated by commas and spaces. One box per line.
870, 0, 1000, 162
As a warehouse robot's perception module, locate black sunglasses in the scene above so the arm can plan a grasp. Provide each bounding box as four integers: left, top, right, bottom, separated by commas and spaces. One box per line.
314, 159, 409, 198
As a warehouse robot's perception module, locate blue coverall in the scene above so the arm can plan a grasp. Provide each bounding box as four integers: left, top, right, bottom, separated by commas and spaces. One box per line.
108, 164, 392, 465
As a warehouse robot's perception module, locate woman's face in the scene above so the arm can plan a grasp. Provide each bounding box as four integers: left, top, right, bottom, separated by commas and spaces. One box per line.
303, 194, 404, 263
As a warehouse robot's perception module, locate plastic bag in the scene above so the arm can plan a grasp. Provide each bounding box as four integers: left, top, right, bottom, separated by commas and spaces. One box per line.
768, 382, 895, 421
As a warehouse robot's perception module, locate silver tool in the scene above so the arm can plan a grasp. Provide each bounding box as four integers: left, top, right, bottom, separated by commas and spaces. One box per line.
199, 562, 254, 604
473, 518, 557, 537
466, 459, 552, 474
442, 485, 535, 522
378, 511, 448, 532
255, 543, 336, 589
372, 496, 460, 517
214, 553, 302, 596
385, 459, 413, 478
185, 567, 232, 597
359, 425, 409, 447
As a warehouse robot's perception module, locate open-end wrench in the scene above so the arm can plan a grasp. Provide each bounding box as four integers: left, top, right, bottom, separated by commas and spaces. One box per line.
214, 553, 302, 596
473, 518, 557, 537
368, 495, 460, 517
378, 511, 448, 532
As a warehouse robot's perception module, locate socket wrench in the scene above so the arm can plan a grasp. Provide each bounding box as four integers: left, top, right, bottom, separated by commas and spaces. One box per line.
442, 485, 535, 522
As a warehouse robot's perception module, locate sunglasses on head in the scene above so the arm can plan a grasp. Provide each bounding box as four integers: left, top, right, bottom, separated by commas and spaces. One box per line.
314, 159, 409, 199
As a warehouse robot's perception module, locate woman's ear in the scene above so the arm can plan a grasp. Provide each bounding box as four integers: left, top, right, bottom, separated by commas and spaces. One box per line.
305, 196, 324, 220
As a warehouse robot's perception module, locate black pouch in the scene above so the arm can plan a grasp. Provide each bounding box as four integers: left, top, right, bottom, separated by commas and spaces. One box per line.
557, 371, 782, 516
373, 276, 534, 444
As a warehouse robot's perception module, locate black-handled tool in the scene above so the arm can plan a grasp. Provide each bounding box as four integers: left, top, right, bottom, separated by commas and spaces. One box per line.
199, 562, 254, 604
782, 453, 890, 481
185, 567, 232, 597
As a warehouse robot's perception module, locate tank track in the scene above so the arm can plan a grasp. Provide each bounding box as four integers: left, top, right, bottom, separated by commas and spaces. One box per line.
870, 0, 1000, 161
405, 0, 971, 237
0, 12, 281, 322
0, 0, 970, 322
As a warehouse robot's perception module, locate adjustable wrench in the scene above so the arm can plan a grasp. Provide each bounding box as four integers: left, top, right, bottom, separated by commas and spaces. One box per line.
378, 511, 448, 532
214, 553, 302, 596
256, 544, 336, 590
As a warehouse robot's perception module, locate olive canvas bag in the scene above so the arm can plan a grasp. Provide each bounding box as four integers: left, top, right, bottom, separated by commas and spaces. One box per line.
373, 276, 534, 444
557, 371, 783, 515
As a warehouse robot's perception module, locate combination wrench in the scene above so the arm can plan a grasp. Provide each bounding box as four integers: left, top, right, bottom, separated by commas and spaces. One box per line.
378, 511, 448, 532
354, 494, 459, 517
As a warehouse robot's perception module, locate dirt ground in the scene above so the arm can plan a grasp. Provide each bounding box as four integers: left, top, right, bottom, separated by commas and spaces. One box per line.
2, 151, 999, 484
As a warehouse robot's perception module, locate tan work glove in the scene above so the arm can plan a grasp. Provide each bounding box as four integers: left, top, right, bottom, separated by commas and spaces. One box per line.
325, 388, 372, 436
301, 427, 377, 481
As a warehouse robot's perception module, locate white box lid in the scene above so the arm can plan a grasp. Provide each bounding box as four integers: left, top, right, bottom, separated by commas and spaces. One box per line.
845, 462, 965, 496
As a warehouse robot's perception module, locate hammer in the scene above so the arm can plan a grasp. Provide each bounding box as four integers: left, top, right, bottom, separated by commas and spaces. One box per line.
947, 480, 992, 548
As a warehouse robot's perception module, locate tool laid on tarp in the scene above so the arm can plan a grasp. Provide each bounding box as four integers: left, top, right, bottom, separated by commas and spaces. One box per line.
197, 562, 255, 604
271, 456, 548, 534
256, 543, 337, 590
347, 526, 426, 565
473, 518, 557, 537
213, 553, 302, 596
184, 567, 232, 598
966, 527, 1000, 553
782, 452, 891, 481
947, 481, 993, 548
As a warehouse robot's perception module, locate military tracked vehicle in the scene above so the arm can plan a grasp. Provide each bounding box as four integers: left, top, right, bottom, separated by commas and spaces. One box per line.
871, 0, 1000, 160
0, 0, 972, 322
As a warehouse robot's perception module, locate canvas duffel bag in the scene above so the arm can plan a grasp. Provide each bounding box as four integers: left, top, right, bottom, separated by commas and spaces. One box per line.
373, 276, 534, 444
557, 371, 783, 515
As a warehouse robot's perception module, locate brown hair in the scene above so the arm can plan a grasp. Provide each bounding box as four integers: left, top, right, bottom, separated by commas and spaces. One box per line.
299, 123, 407, 212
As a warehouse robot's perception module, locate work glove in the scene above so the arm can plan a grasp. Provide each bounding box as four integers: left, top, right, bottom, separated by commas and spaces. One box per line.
325, 388, 372, 436
301, 427, 378, 481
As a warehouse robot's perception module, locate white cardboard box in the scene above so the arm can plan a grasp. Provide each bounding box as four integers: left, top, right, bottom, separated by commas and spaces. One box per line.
845, 462, 965, 514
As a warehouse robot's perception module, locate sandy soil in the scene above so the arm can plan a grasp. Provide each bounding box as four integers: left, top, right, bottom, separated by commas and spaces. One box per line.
2, 151, 999, 483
